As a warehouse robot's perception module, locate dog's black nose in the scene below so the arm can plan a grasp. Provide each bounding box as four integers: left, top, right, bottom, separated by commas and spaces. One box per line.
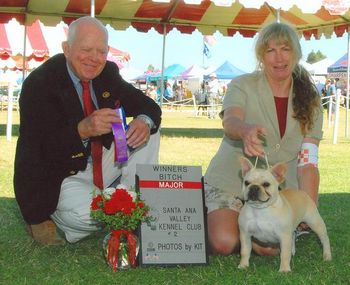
248, 185, 260, 201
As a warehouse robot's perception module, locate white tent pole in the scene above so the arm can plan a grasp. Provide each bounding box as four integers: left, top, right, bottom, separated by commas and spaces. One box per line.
333, 89, 341, 144
90, 0, 95, 17
159, 24, 166, 108
6, 81, 14, 141
7, 18, 27, 141
346, 26, 350, 137
22, 24, 27, 81
328, 95, 333, 127
22, 24, 27, 79
7, 20, 28, 141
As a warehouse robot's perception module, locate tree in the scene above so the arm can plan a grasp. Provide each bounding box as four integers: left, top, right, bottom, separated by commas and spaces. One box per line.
146, 64, 156, 72
316, 50, 326, 61
306, 50, 326, 64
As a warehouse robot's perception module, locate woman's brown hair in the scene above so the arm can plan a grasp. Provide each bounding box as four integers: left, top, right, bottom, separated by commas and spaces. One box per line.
255, 22, 321, 135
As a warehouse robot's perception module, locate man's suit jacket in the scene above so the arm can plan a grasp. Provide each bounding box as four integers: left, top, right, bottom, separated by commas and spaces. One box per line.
14, 54, 161, 224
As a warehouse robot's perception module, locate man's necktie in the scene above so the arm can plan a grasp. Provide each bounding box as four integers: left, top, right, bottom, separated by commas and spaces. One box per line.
81, 81, 104, 190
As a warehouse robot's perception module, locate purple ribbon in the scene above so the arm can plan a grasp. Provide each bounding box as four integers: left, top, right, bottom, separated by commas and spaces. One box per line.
112, 108, 128, 163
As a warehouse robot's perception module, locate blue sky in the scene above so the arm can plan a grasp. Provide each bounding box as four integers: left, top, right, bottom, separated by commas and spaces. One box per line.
107, 25, 349, 73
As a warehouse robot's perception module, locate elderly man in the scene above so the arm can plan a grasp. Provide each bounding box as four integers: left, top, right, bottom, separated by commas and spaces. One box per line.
14, 16, 161, 245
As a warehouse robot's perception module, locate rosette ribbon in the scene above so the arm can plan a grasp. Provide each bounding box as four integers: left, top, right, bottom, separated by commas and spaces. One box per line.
107, 229, 137, 271
112, 107, 129, 163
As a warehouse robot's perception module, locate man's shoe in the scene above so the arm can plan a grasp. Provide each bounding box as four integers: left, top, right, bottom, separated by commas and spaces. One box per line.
26, 220, 66, 246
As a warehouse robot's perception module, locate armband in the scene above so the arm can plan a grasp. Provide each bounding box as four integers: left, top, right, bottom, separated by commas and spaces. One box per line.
297, 142, 318, 167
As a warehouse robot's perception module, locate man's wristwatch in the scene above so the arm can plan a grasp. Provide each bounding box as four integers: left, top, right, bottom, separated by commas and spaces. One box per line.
138, 115, 154, 130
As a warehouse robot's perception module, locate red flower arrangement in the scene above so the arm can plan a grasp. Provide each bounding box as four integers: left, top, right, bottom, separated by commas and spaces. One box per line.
90, 185, 151, 231
90, 185, 152, 270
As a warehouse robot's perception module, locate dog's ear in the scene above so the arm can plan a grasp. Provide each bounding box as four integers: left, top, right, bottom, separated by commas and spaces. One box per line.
270, 162, 287, 184
239, 156, 254, 176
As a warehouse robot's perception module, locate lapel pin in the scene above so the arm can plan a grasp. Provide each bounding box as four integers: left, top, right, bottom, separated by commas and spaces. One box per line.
102, 91, 111, 98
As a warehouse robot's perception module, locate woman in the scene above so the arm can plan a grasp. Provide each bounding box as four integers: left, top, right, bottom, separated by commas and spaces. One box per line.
204, 22, 323, 256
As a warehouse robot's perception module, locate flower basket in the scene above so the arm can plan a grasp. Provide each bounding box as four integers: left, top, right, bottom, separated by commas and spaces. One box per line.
90, 185, 152, 271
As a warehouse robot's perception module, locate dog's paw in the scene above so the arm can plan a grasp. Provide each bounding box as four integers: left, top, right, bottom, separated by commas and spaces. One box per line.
230, 196, 244, 210
278, 266, 291, 273
323, 252, 332, 261
238, 263, 249, 269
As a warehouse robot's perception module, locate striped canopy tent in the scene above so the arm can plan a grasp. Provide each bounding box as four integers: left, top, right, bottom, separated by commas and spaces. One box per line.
1, 1, 349, 92
0, 19, 130, 70
1, 0, 350, 139
327, 53, 349, 82
1, 1, 350, 90
107, 46, 131, 69
0, 19, 50, 70
328, 53, 348, 73
0, 23, 11, 60
0, 0, 350, 39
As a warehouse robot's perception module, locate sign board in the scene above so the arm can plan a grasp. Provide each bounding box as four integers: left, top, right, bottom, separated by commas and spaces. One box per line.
136, 164, 208, 266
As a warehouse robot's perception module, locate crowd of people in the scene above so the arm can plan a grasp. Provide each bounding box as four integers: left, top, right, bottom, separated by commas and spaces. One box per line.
145, 80, 188, 103
314, 77, 348, 122
142, 74, 228, 119
13, 16, 325, 265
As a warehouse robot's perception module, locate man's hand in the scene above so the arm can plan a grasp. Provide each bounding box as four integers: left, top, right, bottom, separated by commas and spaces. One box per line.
126, 118, 151, 149
78, 108, 120, 139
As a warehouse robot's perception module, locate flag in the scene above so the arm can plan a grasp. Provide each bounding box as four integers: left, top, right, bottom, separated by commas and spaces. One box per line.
203, 43, 211, 58
203, 35, 217, 46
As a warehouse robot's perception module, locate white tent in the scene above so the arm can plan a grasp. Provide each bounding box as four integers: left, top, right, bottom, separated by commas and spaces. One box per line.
119, 66, 143, 82
310, 58, 334, 75
300, 60, 313, 72
180, 65, 206, 79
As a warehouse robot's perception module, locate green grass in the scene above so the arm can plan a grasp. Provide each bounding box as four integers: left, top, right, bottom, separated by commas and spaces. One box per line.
1, 109, 350, 285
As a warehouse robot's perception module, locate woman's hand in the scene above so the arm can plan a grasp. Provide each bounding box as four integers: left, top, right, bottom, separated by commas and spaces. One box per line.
240, 124, 267, 157
223, 106, 267, 157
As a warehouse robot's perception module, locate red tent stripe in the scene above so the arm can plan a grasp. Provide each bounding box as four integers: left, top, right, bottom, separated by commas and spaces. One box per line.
0, 13, 25, 25
109, 46, 130, 61
134, 0, 171, 18
65, 0, 107, 15
62, 17, 78, 26
281, 11, 308, 25
228, 28, 257, 38
315, 6, 341, 21
0, 1, 350, 39
334, 24, 348, 37
0, 23, 12, 59
232, 7, 270, 25
0, 0, 27, 7
172, 1, 210, 21
26, 20, 49, 59
131, 22, 154, 33
302, 29, 319, 40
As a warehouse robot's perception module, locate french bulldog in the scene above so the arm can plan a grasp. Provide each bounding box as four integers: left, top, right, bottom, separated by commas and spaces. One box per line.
237, 156, 332, 272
